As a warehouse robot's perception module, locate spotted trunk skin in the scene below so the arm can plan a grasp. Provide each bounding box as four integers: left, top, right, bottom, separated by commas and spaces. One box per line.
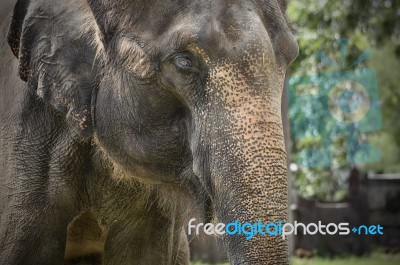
189, 46, 289, 264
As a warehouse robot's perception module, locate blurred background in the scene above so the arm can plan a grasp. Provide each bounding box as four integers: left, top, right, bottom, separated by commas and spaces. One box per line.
2, 0, 397, 264
189, 0, 400, 264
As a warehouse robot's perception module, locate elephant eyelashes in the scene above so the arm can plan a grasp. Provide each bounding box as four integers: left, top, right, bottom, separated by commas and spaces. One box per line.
173, 53, 199, 73
176, 57, 192, 68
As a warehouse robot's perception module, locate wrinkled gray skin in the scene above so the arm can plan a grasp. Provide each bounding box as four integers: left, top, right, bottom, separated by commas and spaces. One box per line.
0, 0, 298, 264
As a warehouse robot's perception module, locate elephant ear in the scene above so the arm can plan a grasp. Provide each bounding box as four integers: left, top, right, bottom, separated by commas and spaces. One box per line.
7, 0, 103, 137
85, 0, 154, 79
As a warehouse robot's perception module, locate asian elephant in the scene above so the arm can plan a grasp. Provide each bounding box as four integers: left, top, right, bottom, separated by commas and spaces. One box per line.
0, 0, 298, 264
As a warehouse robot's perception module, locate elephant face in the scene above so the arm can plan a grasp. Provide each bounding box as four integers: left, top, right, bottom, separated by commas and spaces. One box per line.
8, 0, 298, 264
94, 0, 297, 180
95, 1, 297, 262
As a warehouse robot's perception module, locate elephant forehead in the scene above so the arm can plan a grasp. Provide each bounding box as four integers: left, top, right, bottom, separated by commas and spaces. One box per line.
128, 0, 289, 47
129, 0, 286, 27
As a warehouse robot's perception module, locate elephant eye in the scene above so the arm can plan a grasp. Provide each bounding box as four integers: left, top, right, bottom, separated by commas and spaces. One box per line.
173, 53, 198, 72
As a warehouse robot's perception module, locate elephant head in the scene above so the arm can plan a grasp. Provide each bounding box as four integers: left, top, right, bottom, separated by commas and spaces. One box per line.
8, 0, 298, 264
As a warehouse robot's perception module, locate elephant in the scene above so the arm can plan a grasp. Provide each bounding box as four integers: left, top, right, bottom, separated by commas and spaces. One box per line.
0, 0, 298, 264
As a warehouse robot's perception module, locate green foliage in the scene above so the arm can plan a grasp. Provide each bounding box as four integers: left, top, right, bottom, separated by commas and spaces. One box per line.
294, 168, 347, 202
365, 132, 400, 173
369, 42, 400, 147
287, 0, 400, 200
364, 43, 400, 173
291, 252, 400, 265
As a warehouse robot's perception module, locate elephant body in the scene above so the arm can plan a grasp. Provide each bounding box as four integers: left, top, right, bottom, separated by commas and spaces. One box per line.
0, 0, 298, 264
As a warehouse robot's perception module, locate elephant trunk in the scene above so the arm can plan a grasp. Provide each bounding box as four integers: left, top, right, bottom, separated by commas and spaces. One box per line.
191, 85, 289, 264
215, 135, 288, 265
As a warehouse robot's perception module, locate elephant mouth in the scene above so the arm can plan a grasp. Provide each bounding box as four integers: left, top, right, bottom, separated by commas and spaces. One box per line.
99, 149, 186, 185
